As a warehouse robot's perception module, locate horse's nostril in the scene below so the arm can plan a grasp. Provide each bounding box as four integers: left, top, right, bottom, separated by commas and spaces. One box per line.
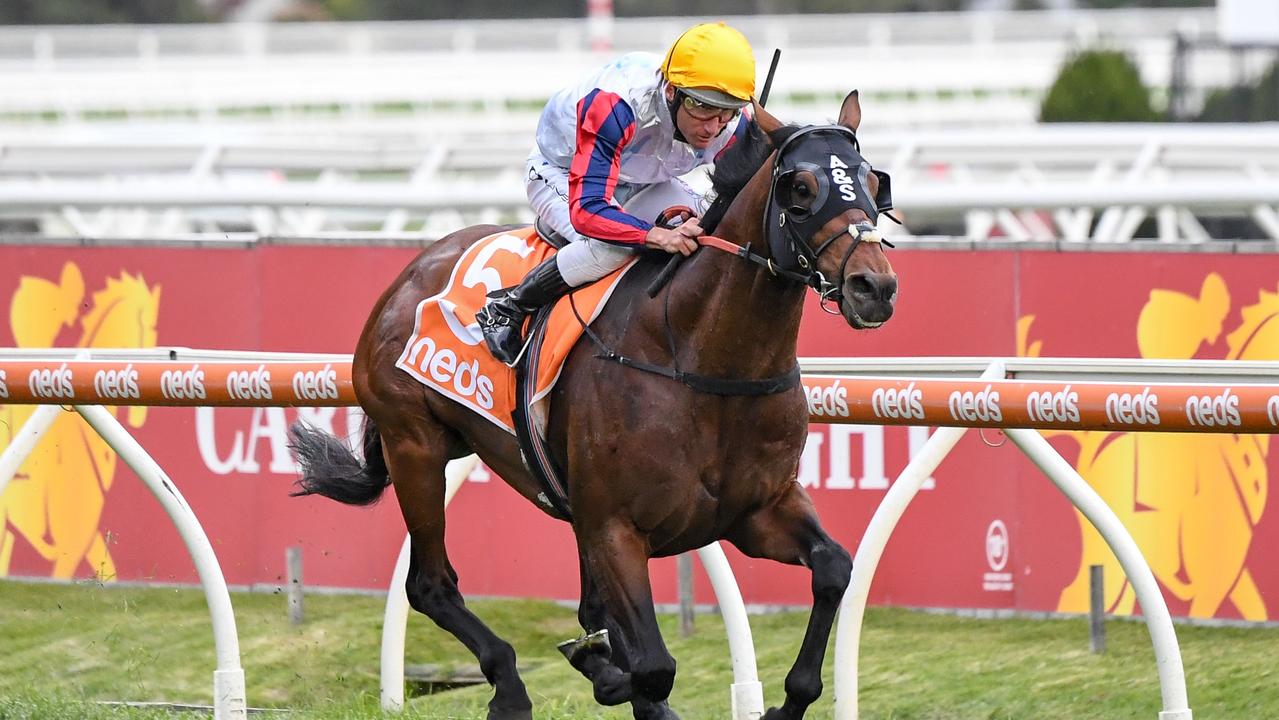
881, 276, 898, 303
847, 273, 897, 304
848, 274, 878, 298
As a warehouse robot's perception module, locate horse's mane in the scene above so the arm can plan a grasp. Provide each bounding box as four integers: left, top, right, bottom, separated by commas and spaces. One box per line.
701, 121, 802, 235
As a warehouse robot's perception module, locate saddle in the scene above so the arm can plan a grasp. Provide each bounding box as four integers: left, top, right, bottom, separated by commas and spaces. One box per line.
514, 209, 695, 519
394, 225, 638, 520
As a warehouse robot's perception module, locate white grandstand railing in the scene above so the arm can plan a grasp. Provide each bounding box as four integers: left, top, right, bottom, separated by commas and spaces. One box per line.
2, 124, 1276, 241
2, 177, 1276, 242
5, 125, 1278, 180
0, 9, 1228, 130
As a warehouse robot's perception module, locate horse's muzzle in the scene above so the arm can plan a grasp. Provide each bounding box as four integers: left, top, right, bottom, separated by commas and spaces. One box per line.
842, 271, 897, 328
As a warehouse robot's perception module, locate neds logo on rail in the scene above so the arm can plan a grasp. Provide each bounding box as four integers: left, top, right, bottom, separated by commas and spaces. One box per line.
872, 382, 924, 421
93, 364, 140, 401
227, 365, 272, 401
162, 365, 207, 400
0, 368, 7, 399
28, 363, 74, 400
292, 364, 339, 401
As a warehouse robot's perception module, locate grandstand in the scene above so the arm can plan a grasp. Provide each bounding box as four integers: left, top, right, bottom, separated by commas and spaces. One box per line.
1, 8, 1276, 242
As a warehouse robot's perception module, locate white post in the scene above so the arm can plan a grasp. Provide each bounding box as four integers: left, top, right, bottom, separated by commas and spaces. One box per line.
0, 404, 62, 496
73, 404, 247, 720
380, 454, 476, 712
833, 361, 1005, 720
696, 542, 764, 720
1004, 428, 1191, 720
380, 534, 413, 713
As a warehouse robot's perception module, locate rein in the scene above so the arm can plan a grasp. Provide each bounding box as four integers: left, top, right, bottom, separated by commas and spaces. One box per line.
569, 227, 880, 397
572, 124, 893, 396
700, 226, 890, 314
570, 264, 801, 396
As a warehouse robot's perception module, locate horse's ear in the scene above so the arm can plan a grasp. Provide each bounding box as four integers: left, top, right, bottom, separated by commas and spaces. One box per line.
752, 100, 783, 134
838, 90, 862, 132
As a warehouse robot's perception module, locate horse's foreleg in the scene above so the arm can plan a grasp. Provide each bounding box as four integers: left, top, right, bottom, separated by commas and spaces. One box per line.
578, 520, 677, 711
728, 484, 851, 720
383, 431, 532, 720
568, 555, 680, 720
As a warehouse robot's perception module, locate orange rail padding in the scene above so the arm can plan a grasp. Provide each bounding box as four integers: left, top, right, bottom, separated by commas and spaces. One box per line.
3, 361, 1279, 433
0, 361, 352, 407
801, 375, 1279, 433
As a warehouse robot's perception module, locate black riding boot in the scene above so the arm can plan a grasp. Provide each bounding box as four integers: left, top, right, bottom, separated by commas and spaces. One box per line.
476, 256, 573, 365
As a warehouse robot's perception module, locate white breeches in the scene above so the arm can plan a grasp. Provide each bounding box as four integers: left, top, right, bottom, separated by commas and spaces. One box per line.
526, 151, 706, 287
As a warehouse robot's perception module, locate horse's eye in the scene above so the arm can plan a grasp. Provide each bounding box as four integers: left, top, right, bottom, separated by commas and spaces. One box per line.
794, 183, 812, 198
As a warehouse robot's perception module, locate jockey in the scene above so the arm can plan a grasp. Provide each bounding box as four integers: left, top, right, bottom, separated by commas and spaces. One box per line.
476, 21, 756, 364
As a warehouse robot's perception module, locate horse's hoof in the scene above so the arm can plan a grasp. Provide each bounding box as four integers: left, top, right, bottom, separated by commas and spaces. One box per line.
557, 628, 611, 667
486, 704, 533, 720
635, 700, 682, 720
592, 665, 632, 706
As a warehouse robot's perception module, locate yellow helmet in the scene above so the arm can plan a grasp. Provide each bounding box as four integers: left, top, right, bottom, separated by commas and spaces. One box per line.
660, 22, 756, 109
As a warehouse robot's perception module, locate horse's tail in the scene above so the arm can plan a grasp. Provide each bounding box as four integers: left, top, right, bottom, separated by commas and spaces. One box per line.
288, 419, 390, 506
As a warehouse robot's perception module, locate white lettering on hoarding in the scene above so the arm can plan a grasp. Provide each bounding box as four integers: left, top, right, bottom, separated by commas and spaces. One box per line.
161, 365, 207, 400
908, 425, 937, 490
947, 384, 1002, 423
796, 426, 933, 491
93, 364, 140, 401
982, 519, 1014, 592
825, 425, 888, 490
27, 364, 74, 400
1104, 387, 1160, 426
1185, 388, 1241, 428
797, 431, 824, 489
196, 406, 365, 476
1026, 385, 1081, 424
871, 382, 924, 421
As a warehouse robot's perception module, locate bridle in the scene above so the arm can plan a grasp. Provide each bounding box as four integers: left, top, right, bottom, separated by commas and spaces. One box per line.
758, 123, 895, 312
576, 123, 896, 395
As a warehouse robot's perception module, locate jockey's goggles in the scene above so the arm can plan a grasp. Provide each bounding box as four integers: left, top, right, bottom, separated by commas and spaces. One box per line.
680, 94, 740, 123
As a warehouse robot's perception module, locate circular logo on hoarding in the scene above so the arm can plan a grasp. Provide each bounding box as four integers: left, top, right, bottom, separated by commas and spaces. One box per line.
985, 519, 1009, 572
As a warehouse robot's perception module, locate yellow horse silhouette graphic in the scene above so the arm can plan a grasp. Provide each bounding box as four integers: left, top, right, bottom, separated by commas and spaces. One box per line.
0, 263, 161, 580
1021, 273, 1271, 621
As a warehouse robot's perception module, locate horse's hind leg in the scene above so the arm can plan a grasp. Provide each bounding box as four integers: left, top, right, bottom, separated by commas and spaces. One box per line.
381, 426, 532, 719
566, 556, 679, 720
727, 484, 852, 720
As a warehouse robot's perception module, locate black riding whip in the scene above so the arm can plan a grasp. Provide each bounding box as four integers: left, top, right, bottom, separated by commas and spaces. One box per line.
647, 48, 782, 299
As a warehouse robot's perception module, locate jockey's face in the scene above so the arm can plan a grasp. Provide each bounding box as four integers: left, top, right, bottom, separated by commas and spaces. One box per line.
668, 86, 738, 150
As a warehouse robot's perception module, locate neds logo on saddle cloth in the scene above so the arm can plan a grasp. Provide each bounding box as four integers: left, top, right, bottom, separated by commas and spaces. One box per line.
396, 227, 634, 433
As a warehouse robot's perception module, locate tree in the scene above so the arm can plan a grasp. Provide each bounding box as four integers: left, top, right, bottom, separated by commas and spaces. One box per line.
1039, 48, 1159, 122
1197, 59, 1279, 122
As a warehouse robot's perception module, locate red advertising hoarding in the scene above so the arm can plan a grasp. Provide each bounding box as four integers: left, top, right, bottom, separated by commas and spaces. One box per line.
1, 243, 1275, 624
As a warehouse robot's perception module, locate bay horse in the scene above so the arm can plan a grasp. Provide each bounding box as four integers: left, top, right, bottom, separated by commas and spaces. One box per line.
290, 90, 897, 720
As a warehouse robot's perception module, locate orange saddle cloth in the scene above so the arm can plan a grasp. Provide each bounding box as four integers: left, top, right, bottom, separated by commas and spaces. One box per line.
395, 227, 636, 434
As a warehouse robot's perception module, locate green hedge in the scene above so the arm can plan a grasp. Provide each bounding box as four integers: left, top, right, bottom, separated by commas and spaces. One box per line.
1039, 48, 1160, 122
1197, 60, 1279, 122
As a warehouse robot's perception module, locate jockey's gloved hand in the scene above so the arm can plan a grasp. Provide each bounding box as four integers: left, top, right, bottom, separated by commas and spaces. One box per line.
645, 218, 702, 256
